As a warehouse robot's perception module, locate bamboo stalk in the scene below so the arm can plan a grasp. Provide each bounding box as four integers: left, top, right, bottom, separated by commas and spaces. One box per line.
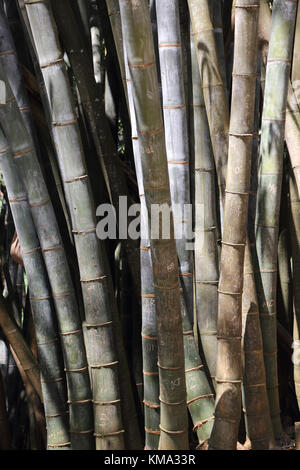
124, 46, 160, 449
156, 0, 215, 446
242, 58, 274, 450
188, 0, 229, 201
190, 24, 219, 387
209, 0, 260, 450
254, 0, 297, 440
259, 0, 300, 200
119, 0, 189, 450
24, 0, 125, 450
0, 131, 70, 449
0, 63, 94, 449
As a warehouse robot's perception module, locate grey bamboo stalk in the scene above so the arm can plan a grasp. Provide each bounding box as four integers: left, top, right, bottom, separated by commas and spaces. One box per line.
209, 0, 260, 450
188, 0, 229, 200
190, 24, 219, 386
0, 64, 94, 449
123, 42, 160, 450
0, 132, 70, 449
259, 0, 300, 199
119, 0, 189, 450
0, 295, 42, 402
156, 0, 215, 446
254, 0, 297, 440
24, 0, 125, 450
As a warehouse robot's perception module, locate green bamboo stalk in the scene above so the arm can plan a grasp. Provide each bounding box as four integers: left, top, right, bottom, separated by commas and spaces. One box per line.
259, 0, 300, 200
0, 295, 42, 403
24, 0, 125, 450
156, 0, 215, 446
119, 0, 189, 450
254, 0, 297, 440
0, 63, 94, 449
190, 25, 219, 387
0, 131, 71, 449
188, 0, 229, 200
278, 228, 292, 331
209, 0, 260, 450
123, 41, 160, 450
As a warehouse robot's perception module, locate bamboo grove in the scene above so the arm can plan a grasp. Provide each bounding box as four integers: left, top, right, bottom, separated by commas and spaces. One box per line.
1, 0, 300, 451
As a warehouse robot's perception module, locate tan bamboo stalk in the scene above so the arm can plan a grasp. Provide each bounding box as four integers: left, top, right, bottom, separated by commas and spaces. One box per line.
0, 295, 42, 402
119, 0, 189, 450
241, 60, 274, 450
242, 243, 274, 449
254, 0, 297, 440
209, 0, 260, 450
188, 0, 229, 200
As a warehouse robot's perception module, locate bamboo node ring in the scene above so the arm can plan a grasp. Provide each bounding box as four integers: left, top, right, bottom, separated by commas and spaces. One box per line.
80, 275, 108, 283
60, 329, 82, 337
65, 174, 88, 183
193, 416, 215, 432
143, 400, 160, 409
93, 399, 121, 406
144, 427, 160, 435
159, 425, 187, 435
90, 360, 119, 368
67, 399, 92, 405
13, 148, 34, 159
143, 370, 159, 377
141, 332, 157, 341
159, 396, 186, 406
185, 364, 205, 373
9, 197, 28, 203
94, 430, 125, 438
187, 394, 214, 406
83, 321, 113, 328
64, 366, 88, 373
157, 363, 182, 371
